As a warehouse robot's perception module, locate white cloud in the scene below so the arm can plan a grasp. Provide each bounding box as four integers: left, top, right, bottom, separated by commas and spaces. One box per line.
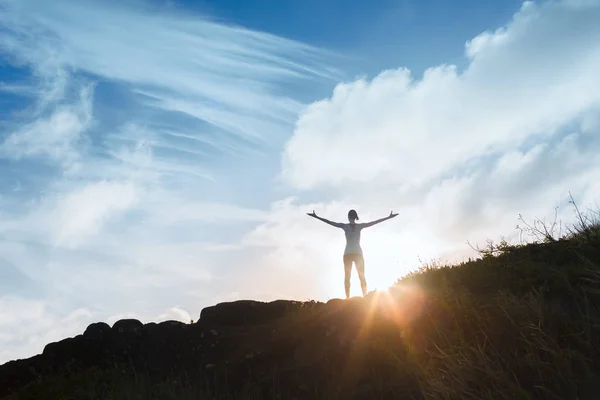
49, 180, 139, 248
246, 0, 600, 300
0, 297, 93, 364
0, 180, 139, 249
0, 85, 94, 167
156, 307, 192, 323
282, 0, 600, 190
0, 295, 197, 364
142, 198, 269, 225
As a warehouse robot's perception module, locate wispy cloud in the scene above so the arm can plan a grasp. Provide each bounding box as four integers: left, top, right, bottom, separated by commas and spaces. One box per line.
1, 0, 338, 148
0, 85, 94, 167
0, 0, 338, 364
49, 180, 139, 248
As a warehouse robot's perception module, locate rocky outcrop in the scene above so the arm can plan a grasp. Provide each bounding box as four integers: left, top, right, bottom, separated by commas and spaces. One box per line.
112, 318, 144, 333
0, 297, 409, 399
0, 315, 228, 398
4, 293, 595, 400
1, 301, 298, 394
199, 299, 316, 326
82, 322, 111, 339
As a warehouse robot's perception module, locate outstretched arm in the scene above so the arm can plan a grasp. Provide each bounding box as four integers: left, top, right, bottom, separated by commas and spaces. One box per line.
361, 211, 398, 228
307, 210, 343, 228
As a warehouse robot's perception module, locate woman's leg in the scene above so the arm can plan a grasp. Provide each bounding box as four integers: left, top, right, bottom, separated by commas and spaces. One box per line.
356, 254, 367, 296
343, 254, 353, 299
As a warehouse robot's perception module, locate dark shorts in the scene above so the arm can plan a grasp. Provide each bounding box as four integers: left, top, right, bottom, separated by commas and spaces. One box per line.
343, 253, 364, 265
343, 253, 366, 287
343, 253, 365, 277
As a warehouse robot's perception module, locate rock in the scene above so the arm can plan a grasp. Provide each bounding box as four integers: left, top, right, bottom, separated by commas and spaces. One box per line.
158, 320, 185, 328
326, 298, 346, 308
1, 296, 371, 399
199, 299, 307, 326
112, 319, 143, 333
42, 337, 72, 357
83, 322, 111, 340
245, 350, 261, 359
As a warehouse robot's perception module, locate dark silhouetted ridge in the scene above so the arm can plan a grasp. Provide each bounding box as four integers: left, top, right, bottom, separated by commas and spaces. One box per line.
1, 227, 600, 399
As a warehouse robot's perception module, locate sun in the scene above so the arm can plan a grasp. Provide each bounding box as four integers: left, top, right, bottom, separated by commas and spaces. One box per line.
316, 243, 416, 300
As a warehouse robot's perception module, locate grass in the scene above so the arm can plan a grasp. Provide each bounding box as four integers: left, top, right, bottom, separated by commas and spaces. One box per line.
391, 215, 600, 399
4, 212, 600, 399
2, 368, 215, 400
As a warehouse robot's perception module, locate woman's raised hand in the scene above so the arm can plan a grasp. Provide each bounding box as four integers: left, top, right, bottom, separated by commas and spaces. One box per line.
307, 210, 317, 217
389, 211, 398, 218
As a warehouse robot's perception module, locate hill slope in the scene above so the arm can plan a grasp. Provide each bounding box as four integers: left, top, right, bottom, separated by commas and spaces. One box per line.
1, 228, 600, 399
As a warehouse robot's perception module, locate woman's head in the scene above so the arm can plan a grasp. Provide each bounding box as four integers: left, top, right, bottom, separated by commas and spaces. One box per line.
348, 209, 359, 222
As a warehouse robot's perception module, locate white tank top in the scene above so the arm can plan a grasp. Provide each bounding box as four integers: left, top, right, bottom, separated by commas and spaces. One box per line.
341, 223, 364, 255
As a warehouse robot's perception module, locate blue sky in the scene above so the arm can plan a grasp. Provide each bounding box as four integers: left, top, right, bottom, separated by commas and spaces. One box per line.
189, 0, 522, 73
1, 0, 600, 363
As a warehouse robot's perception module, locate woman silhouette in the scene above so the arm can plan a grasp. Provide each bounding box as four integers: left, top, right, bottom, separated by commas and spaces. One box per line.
307, 209, 398, 299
